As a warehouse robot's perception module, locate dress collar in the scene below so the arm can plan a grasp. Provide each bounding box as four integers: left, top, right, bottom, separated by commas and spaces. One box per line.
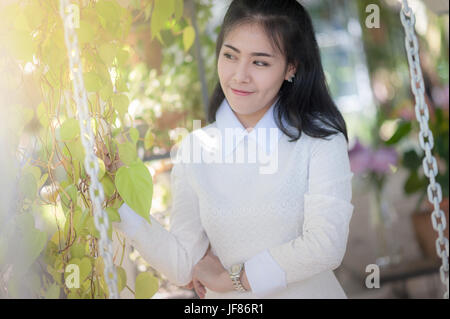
215, 96, 286, 158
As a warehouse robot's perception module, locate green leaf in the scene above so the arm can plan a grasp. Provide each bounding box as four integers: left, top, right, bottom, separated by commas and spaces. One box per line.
117, 142, 138, 166
15, 212, 34, 232
84, 71, 103, 92
115, 161, 153, 223
67, 290, 81, 299
16, 213, 47, 271
116, 47, 130, 65
85, 213, 114, 240
101, 175, 115, 197
68, 257, 92, 284
95, 256, 105, 277
85, 215, 100, 239
404, 171, 427, 194
46, 264, 62, 285
106, 207, 121, 223
26, 229, 47, 268
24, 1, 45, 30
150, 0, 175, 41
112, 94, 129, 119
19, 107, 34, 127
129, 127, 139, 145
97, 158, 106, 180
385, 121, 412, 145
13, 11, 31, 31
96, 0, 122, 35
36, 102, 49, 128
183, 26, 195, 52
73, 208, 89, 236
38, 173, 48, 190
402, 149, 421, 170
42, 31, 66, 71
44, 283, 60, 299
99, 43, 117, 66
77, 20, 96, 44
9, 29, 36, 61
62, 137, 86, 162
135, 272, 158, 299
174, 0, 184, 20
19, 172, 37, 200
23, 164, 41, 182
117, 266, 127, 292
60, 118, 80, 141
70, 242, 86, 259
60, 184, 77, 210
144, 129, 155, 150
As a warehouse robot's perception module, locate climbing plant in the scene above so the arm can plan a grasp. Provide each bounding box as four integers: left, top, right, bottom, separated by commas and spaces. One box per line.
0, 0, 199, 299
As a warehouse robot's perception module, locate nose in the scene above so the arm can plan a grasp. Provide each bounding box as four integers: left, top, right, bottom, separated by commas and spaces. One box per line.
232, 60, 251, 83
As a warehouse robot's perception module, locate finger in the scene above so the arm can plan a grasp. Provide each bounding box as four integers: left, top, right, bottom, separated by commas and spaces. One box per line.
197, 280, 206, 299
194, 279, 206, 299
184, 281, 193, 289
193, 279, 203, 299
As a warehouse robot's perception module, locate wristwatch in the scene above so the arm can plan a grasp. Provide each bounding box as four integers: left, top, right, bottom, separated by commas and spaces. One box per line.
229, 263, 247, 292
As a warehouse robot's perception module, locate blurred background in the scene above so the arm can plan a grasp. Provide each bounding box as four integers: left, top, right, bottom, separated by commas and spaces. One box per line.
0, 0, 448, 299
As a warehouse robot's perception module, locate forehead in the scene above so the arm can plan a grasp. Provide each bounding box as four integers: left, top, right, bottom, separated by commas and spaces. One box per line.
223, 23, 279, 56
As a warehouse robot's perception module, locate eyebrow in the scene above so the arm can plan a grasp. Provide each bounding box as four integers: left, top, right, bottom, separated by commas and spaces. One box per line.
223, 44, 275, 58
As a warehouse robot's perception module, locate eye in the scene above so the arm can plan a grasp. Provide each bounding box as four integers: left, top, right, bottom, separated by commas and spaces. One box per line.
223, 53, 234, 60
223, 53, 269, 67
254, 61, 269, 67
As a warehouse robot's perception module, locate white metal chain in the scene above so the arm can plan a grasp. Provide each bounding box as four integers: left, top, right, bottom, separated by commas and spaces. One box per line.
400, 0, 449, 299
59, 0, 119, 298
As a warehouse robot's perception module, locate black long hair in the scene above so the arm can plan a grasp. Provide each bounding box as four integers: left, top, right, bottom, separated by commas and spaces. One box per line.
207, 0, 349, 143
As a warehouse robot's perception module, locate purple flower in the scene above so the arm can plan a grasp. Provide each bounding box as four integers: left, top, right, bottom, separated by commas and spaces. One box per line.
370, 147, 398, 173
432, 85, 449, 110
349, 139, 372, 174
349, 138, 398, 175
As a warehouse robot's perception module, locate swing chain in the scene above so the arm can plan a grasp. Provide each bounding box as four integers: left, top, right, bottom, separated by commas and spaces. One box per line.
59, 0, 119, 299
400, 1, 449, 299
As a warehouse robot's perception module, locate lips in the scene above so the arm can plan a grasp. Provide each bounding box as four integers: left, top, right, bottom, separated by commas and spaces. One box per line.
231, 88, 254, 96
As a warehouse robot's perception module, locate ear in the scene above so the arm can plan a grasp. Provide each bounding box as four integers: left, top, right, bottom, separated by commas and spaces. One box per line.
284, 62, 297, 81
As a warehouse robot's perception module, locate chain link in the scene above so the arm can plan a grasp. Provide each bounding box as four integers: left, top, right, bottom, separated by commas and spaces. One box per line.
59, 0, 119, 299
400, 1, 449, 299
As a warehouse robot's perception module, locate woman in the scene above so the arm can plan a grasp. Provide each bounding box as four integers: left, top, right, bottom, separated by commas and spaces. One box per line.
114, 0, 354, 299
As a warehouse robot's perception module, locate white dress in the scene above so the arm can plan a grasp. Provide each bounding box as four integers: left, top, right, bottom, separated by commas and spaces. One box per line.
114, 98, 354, 299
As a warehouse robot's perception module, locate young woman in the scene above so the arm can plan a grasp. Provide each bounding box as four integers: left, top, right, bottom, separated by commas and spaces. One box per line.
114, 0, 354, 299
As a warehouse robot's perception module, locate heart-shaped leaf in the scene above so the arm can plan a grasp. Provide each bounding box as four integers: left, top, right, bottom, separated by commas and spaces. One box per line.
135, 272, 158, 299
117, 142, 138, 166
115, 161, 153, 224
68, 257, 92, 284
116, 266, 127, 292
60, 118, 80, 141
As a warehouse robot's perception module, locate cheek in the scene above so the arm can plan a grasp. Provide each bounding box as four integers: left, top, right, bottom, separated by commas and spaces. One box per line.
262, 72, 284, 90
217, 60, 229, 81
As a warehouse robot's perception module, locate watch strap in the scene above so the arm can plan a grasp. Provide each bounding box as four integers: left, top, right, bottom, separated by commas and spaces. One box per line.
229, 264, 247, 292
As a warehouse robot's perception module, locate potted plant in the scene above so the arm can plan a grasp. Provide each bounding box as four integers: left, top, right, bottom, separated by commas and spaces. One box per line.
349, 139, 402, 267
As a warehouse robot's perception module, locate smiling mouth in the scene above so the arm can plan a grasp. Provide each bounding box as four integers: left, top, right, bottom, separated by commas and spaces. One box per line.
231, 88, 254, 96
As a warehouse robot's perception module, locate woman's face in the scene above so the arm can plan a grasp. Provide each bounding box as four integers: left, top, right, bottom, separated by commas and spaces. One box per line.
217, 22, 296, 127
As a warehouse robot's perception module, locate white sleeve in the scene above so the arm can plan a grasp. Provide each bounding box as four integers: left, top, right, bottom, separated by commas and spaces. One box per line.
265, 132, 354, 285
113, 158, 210, 287
244, 249, 287, 297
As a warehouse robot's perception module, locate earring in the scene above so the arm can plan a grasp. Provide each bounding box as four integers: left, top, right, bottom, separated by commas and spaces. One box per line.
287, 74, 296, 83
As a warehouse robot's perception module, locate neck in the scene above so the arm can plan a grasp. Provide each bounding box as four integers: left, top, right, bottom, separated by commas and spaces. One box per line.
233, 96, 277, 131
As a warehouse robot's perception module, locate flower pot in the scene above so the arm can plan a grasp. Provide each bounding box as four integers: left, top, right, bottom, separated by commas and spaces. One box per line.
411, 197, 449, 263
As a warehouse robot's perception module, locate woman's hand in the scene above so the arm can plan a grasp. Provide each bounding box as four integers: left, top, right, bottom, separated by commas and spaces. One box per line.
182, 245, 234, 298
192, 246, 234, 298
181, 245, 212, 295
